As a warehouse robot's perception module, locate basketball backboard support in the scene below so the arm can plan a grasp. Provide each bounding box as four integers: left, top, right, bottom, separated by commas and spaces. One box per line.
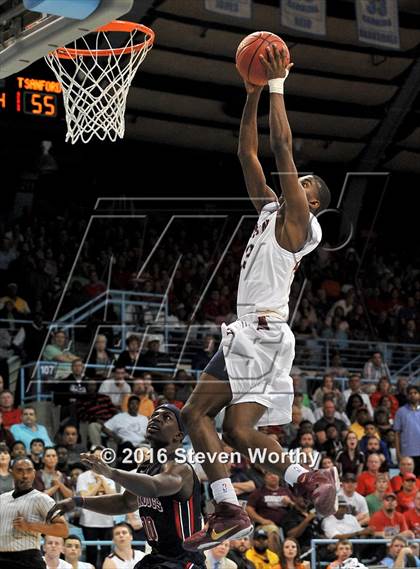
0, 0, 135, 78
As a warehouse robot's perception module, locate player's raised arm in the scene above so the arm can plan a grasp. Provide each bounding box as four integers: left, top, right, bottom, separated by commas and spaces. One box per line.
78, 452, 189, 498
46, 490, 139, 522
260, 46, 313, 252
237, 81, 278, 213
111, 461, 190, 498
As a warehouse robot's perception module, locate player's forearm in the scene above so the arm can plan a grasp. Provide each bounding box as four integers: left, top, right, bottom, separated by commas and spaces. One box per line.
269, 94, 308, 216
269, 93, 292, 151
80, 494, 135, 515
30, 520, 68, 537
238, 92, 261, 157
110, 469, 158, 497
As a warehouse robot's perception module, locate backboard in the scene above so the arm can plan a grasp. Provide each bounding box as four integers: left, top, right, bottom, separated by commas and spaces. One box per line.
0, 0, 134, 78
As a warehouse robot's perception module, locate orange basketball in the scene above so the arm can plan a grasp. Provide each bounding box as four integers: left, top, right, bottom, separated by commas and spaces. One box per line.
236, 31, 290, 86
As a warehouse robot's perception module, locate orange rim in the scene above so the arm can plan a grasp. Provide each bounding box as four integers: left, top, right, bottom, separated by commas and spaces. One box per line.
53, 21, 154, 59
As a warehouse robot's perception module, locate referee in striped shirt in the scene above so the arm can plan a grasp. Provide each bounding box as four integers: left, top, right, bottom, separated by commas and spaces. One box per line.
0, 457, 68, 569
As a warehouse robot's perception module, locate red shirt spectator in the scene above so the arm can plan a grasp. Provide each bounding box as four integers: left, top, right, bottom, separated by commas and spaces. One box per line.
356, 454, 391, 496
404, 491, 420, 537
370, 493, 411, 537
84, 270, 106, 298
391, 457, 420, 492
155, 383, 184, 410
0, 390, 22, 428
321, 279, 341, 299
0, 412, 14, 448
0, 407, 22, 429
396, 474, 418, 513
357, 471, 378, 496
370, 377, 399, 417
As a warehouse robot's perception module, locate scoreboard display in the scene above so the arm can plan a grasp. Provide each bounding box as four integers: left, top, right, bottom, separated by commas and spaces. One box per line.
0, 75, 62, 118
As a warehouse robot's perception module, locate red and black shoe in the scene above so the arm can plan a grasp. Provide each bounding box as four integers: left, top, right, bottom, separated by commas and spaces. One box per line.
183, 502, 253, 552
295, 467, 340, 517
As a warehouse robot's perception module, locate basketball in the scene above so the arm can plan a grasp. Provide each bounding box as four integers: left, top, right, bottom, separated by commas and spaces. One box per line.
236, 31, 290, 86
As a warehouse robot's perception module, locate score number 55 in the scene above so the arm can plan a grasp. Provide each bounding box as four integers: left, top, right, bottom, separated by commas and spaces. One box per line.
24, 93, 57, 117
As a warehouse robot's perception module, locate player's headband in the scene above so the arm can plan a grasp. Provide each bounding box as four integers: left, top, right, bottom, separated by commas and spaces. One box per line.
159, 403, 187, 437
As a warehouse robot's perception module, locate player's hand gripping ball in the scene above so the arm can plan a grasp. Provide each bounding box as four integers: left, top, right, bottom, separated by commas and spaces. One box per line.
236, 31, 290, 86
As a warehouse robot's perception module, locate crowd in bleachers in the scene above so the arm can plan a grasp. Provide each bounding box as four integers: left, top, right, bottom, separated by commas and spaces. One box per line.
1, 210, 420, 568
1, 346, 419, 567
1, 211, 420, 347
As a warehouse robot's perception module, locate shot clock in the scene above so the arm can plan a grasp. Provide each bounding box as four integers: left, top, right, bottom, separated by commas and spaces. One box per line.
0, 75, 62, 118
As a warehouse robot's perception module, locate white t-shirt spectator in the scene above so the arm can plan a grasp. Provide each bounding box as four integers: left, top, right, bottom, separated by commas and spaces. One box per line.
98, 379, 131, 408
338, 489, 369, 516
300, 405, 315, 423
76, 470, 116, 528
104, 413, 148, 446
322, 513, 362, 539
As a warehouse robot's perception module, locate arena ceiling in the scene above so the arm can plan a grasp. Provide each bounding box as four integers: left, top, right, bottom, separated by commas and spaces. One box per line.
119, 0, 420, 173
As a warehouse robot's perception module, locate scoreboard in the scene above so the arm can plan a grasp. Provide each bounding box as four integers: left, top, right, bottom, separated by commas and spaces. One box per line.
0, 75, 62, 118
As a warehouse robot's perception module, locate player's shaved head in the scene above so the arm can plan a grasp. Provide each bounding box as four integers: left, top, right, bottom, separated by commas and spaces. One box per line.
312, 175, 331, 212
298, 174, 331, 214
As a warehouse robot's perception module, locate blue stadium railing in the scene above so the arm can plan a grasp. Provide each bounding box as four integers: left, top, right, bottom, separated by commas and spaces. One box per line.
18, 358, 419, 404
309, 538, 420, 568
20, 362, 198, 403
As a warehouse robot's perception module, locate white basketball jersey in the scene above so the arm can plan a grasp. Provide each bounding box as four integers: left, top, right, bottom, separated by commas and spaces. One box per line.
43, 558, 72, 569
106, 549, 145, 569
237, 202, 322, 320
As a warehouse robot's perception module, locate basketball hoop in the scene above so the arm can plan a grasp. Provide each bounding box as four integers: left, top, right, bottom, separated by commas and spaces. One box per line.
45, 21, 155, 144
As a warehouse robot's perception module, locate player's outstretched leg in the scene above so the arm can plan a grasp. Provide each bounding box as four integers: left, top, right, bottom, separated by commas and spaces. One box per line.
222, 403, 340, 517
181, 372, 254, 552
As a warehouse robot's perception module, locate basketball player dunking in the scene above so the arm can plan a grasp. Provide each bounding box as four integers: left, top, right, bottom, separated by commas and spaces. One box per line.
181, 45, 339, 551
47, 404, 205, 569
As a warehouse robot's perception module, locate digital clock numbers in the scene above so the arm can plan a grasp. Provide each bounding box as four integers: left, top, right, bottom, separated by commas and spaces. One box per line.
0, 75, 62, 118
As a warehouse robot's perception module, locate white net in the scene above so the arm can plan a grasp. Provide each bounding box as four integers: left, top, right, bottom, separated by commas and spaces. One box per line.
44, 22, 154, 144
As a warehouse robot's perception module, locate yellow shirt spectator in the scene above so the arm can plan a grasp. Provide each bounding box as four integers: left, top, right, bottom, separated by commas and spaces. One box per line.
121, 393, 154, 417
246, 547, 280, 569
349, 422, 365, 440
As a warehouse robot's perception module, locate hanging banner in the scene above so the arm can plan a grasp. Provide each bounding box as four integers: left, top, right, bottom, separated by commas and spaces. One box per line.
281, 0, 326, 36
204, 0, 252, 19
356, 0, 400, 49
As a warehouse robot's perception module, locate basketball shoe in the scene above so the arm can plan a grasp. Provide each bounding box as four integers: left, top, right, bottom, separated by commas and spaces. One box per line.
294, 466, 340, 517
183, 502, 253, 552
184, 467, 339, 552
